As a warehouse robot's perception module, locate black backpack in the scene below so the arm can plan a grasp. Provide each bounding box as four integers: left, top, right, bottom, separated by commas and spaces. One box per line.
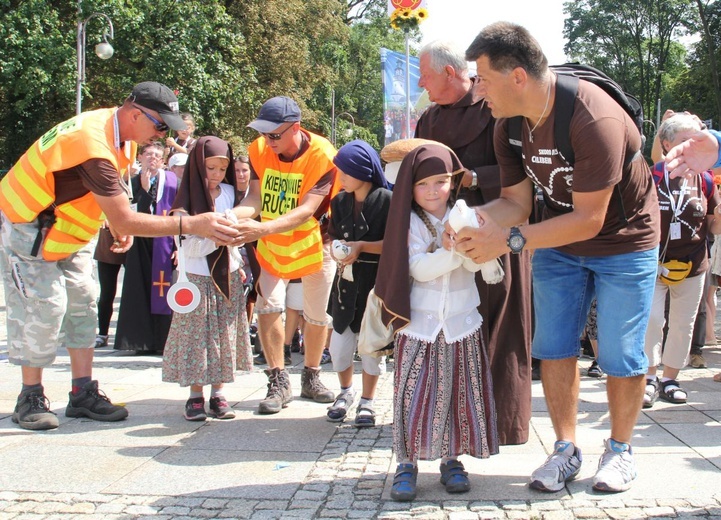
507, 63, 645, 225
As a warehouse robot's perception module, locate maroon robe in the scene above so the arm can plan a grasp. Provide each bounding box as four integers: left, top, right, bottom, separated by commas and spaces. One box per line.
415, 77, 533, 445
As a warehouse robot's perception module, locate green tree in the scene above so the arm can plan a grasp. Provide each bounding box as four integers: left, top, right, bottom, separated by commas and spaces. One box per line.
563, 0, 695, 134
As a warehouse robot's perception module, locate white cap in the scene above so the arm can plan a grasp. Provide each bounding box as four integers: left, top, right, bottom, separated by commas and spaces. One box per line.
168, 153, 188, 169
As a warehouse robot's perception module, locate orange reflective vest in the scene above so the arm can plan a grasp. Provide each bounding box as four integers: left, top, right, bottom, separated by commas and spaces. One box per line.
248, 129, 338, 278
0, 108, 136, 261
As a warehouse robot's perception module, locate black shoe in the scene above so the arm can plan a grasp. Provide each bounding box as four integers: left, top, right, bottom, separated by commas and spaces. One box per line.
531, 359, 541, 381
284, 345, 292, 365
291, 329, 303, 353
65, 380, 128, 422
12, 388, 59, 430
184, 397, 207, 421
254, 351, 267, 366
258, 368, 293, 414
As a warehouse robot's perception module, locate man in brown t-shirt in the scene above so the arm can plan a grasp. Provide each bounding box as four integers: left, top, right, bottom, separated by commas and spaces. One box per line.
452, 23, 660, 493
0, 82, 240, 431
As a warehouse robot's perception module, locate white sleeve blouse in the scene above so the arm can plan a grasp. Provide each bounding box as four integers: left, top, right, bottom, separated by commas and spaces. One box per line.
399, 208, 483, 344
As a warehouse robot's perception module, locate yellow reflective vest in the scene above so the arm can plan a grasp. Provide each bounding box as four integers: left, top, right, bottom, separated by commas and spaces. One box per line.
0, 108, 136, 261
248, 130, 338, 278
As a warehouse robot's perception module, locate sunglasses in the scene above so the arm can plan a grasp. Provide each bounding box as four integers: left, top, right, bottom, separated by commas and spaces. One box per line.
133, 104, 169, 132
262, 124, 294, 141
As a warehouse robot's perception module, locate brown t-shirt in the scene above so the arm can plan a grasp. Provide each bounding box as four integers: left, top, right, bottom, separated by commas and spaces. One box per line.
42, 158, 125, 217
496, 80, 660, 256
656, 167, 721, 277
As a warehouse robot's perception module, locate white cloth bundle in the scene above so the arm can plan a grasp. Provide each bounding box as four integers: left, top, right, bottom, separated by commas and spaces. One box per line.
447, 200, 504, 284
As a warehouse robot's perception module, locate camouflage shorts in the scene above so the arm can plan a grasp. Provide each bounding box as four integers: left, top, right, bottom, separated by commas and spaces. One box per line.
0, 215, 98, 367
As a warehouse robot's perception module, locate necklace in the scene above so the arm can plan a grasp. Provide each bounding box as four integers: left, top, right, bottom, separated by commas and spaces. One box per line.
526, 79, 552, 143
278, 136, 305, 202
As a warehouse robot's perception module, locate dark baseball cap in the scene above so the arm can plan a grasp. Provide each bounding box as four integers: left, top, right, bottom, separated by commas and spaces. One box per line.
129, 81, 187, 131
247, 96, 301, 133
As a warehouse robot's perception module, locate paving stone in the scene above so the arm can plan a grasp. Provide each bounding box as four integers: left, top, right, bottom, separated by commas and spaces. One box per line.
571, 507, 609, 519
124, 505, 160, 516
94, 503, 126, 514
642, 507, 676, 517
541, 510, 576, 520
604, 508, 646, 519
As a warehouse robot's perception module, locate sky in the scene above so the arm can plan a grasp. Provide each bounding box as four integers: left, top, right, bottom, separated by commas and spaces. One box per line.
418, 0, 569, 66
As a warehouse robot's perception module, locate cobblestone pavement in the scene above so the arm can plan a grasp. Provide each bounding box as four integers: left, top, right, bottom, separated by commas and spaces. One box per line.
1, 279, 721, 519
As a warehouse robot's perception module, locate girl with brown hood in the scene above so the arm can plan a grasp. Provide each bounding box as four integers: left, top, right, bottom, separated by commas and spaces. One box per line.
162, 136, 253, 421
375, 142, 498, 501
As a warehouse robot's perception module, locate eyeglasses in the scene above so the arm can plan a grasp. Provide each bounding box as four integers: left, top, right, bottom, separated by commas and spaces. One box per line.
133, 104, 169, 132
261, 124, 294, 141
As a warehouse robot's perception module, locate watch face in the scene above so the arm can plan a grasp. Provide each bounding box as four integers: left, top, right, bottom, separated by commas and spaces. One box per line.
509, 235, 524, 250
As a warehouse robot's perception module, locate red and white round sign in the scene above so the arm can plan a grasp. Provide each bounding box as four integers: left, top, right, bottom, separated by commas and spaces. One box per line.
167, 281, 200, 314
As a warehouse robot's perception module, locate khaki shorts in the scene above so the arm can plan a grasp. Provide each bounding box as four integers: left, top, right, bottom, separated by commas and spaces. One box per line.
0, 215, 98, 367
256, 243, 336, 326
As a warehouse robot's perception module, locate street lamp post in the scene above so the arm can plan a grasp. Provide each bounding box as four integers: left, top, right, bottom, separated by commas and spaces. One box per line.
332, 112, 355, 147
76, 12, 115, 115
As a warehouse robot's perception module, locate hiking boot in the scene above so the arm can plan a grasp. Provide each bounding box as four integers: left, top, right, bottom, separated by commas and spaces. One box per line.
12, 388, 59, 430
209, 396, 235, 419
300, 367, 334, 403
592, 439, 637, 492
284, 345, 292, 365
184, 397, 207, 421
326, 388, 356, 422
689, 352, 707, 368
643, 377, 660, 409
258, 367, 293, 414
529, 440, 583, 492
65, 380, 128, 422
587, 360, 604, 378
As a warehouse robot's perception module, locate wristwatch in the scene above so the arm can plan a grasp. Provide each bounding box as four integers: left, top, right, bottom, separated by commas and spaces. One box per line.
507, 226, 526, 254
469, 170, 478, 190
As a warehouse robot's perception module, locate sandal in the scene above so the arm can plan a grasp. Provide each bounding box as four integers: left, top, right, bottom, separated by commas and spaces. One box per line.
354, 404, 376, 428
326, 389, 356, 422
643, 377, 660, 409
439, 459, 470, 493
390, 463, 417, 501
659, 379, 687, 404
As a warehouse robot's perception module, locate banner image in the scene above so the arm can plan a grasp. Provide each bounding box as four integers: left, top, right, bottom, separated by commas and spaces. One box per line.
380, 47, 430, 146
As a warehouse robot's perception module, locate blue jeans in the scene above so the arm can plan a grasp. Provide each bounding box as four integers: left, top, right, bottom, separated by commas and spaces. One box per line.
531, 246, 658, 377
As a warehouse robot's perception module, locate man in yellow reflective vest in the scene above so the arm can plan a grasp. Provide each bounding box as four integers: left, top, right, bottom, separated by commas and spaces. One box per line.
234, 96, 339, 414
0, 82, 240, 431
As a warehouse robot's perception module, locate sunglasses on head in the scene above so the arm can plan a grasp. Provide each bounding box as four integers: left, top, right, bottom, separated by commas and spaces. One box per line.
261, 123, 294, 141
133, 104, 169, 132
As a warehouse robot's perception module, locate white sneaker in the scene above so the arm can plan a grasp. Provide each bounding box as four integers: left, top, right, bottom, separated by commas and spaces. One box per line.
326, 388, 356, 422
529, 440, 583, 492
592, 439, 637, 492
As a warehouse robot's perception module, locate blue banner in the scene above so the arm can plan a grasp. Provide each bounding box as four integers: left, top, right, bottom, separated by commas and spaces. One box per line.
380, 47, 430, 146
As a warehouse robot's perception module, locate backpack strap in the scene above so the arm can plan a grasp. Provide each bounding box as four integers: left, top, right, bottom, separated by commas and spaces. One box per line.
553, 73, 578, 164
702, 170, 715, 200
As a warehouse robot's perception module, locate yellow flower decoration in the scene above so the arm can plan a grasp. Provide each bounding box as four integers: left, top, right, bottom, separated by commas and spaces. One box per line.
389, 6, 429, 33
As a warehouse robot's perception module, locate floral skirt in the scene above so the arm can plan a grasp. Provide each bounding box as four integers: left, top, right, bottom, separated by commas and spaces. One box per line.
393, 329, 499, 462
162, 270, 252, 387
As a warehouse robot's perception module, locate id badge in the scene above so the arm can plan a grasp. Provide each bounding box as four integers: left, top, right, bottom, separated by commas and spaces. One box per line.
670, 221, 681, 240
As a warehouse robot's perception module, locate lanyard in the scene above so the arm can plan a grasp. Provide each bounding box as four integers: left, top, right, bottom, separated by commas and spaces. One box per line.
664, 164, 688, 220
